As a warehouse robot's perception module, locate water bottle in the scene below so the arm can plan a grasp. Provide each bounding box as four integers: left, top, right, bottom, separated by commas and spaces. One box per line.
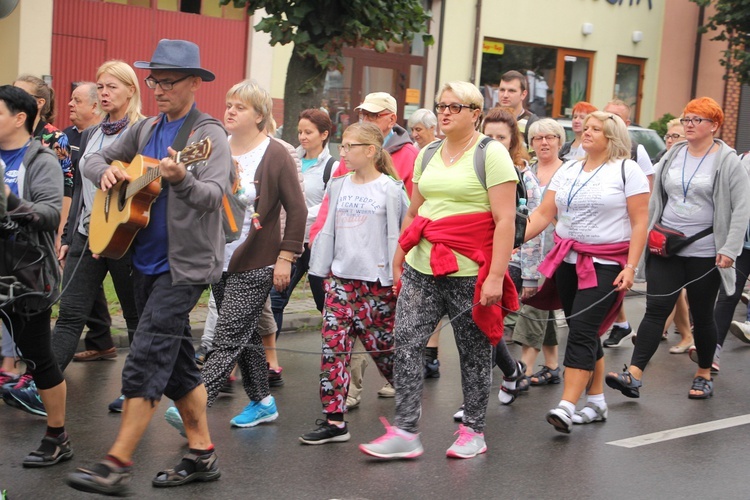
514, 198, 529, 249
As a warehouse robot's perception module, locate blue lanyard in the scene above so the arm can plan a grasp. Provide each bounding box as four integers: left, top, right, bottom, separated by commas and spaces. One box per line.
681, 144, 714, 202
566, 161, 604, 212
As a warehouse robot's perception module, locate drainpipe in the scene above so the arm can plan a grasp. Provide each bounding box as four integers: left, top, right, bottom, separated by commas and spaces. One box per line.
469, 0, 482, 83
690, 5, 705, 99
434, 0, 446, 92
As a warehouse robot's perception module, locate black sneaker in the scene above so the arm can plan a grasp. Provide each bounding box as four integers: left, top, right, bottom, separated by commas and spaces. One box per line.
67, 460, 132, 496
299, 419, 351, 445
424, 359, 441, 379
152, 452, 221, 487
603, 325, 634, 348
23, 433, 74, 468
268, 365, 284, 387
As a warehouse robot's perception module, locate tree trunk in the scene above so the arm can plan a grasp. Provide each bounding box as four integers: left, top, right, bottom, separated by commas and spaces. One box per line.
281, 46, 326, 144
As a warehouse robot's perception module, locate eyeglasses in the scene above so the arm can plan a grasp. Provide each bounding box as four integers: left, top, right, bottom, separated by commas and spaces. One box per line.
679, 117, 713, 126
435, 103, 478, 114
531, 135, 559, 143
359, 110, 391, 120
664, 133, 685, 141
338, 143, 371, 153
144, 74, 193, 91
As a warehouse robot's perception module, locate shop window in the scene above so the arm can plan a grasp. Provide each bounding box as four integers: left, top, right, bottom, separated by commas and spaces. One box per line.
480, 38, 593, 118
614, 56, 645, 124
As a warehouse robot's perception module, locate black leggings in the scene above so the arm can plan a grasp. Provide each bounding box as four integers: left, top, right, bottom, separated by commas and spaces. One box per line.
2, 308, 63, 390
632, 255, 720, 371
714, 250, 750, 346
555, 262, 620, 371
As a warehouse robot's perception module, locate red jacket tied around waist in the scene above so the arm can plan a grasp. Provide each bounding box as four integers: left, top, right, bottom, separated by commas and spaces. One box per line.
524, 233, 630, 336
398, 212, 519, 346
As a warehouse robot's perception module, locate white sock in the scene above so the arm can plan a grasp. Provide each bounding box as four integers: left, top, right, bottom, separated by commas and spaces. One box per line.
613, 321, 630, 330
499, 365, 519, 404
395, 427, 417, 438
558, 400, 575, 416
714, 343, 722, 360
260, 395, 273, 405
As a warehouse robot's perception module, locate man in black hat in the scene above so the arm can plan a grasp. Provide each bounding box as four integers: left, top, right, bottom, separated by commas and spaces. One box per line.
67, 39, 231, 495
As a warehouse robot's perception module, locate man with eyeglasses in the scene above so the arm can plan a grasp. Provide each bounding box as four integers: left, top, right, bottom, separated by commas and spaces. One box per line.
328, 91, 418, 405
67, 39, 231, 496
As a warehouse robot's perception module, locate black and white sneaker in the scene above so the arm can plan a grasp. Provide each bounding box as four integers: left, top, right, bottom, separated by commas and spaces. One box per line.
603, 325, 634, 348
299, 420, 351, 445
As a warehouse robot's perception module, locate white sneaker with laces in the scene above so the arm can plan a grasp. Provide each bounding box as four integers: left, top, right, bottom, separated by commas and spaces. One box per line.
446, 424, 487, 459
729, 321, 750, 344
359, 417, 423, 459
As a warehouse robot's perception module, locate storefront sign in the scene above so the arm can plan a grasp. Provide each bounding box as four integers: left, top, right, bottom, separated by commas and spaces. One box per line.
605, 0, 652, 9
482, 41, 505, 55
405, 88, 421, 104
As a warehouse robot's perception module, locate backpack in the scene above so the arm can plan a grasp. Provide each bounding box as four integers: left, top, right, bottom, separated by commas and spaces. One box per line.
322, 157, 336, 189
421, 137, 528, 248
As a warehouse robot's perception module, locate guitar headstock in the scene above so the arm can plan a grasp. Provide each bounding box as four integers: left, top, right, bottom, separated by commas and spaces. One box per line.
176, 138, 212, 166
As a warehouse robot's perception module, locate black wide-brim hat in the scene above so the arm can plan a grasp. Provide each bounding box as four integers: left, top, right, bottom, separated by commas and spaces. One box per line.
134, 39, 215, 82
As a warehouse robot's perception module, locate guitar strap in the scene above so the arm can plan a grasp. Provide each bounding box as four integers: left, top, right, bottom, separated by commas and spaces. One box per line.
136, 107, 203, 158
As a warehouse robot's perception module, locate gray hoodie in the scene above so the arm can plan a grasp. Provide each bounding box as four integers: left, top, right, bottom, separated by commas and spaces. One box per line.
84, 112, 231, 286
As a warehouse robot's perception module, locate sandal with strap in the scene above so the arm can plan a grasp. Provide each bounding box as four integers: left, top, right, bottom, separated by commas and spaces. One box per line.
605, 365, 641, 398
498, 361, 527, 405
688, 376, 713, 400
572, 402, 608, 424
152, 452, 221, 487
530, 365, 561, 386
23, 433, 74, 468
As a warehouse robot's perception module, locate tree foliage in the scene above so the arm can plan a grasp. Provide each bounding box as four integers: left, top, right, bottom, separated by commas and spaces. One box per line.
222, 0, 433, 141
691, 0, 750, 84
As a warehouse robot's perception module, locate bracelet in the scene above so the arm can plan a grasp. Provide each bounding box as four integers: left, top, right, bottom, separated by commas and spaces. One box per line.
625, 263, 638, 273
277, 255, 295, 263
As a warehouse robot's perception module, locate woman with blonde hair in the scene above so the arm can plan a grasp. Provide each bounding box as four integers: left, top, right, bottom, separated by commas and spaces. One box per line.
360, 81, 519, 459
298, 122, 408, 444
524, 111, 650, 432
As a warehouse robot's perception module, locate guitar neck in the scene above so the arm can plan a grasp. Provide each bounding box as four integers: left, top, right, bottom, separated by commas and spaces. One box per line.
125, 166, 161, 199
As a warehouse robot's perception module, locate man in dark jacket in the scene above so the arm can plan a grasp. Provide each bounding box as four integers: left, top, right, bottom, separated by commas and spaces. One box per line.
67, 39, 231, 496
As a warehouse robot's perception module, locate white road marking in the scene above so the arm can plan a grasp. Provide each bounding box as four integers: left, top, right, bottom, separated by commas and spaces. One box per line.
607, 414, 750, 448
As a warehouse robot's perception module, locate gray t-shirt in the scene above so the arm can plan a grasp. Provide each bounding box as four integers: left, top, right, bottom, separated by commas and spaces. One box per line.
331, 174, 391, 284
660, 148, 716, 257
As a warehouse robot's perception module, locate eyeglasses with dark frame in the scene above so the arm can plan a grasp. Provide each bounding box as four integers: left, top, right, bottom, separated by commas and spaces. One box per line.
358, 110, 391, 120
679, 117, 713, 126
531, 134, 560, 143
664, 133, 686, 141
144, 74, 193, 91
434, 103, 478, 114
338, 143, 372, 153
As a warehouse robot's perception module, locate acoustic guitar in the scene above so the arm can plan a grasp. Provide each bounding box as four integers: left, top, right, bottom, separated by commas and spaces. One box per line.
88, 138, 212, 259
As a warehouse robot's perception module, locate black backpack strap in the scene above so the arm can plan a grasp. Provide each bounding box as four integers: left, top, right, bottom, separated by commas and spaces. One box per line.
322, 157, 336, 189
621, 158, 626, 187
171, 107, 202, 152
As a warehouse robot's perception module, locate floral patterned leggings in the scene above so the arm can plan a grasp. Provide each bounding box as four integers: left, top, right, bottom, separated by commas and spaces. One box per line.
319, 276, 396, 415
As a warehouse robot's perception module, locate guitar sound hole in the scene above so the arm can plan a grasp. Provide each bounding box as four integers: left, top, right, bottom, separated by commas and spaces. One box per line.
118, 181, 130, 211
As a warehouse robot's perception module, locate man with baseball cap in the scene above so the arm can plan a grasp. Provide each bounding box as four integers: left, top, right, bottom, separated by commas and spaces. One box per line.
67, 39, 231, 495
331, 91, 418, 195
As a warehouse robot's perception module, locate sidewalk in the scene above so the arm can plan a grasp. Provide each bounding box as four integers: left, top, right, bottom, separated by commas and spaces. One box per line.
106, 289, 322, 348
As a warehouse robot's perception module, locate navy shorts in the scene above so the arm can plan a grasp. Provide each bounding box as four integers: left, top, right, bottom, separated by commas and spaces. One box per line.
121, 271, 205, 402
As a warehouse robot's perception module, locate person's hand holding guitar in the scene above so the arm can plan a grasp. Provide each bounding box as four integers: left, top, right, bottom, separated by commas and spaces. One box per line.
161, 146, 187, 184
99, 163, 132, 191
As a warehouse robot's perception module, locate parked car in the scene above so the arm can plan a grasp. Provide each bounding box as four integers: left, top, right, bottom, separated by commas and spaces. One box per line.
556, 118, 666, 163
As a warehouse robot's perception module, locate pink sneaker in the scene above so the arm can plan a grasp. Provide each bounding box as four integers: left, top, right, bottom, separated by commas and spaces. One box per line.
359, 417, 424, 459
0, 370, 20, 393
446, 424, 487, 458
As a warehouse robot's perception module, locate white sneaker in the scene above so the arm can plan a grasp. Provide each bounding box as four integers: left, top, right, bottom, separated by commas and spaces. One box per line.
729, 321, 750, 344
359, 418, 423, 459
452, 405, 464, 422
446, 424, 487, 459
346, 395, 361, 409
377, 382, 395, 398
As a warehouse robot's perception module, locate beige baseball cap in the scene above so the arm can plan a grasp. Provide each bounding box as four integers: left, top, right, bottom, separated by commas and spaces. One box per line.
355, 92, 397, 114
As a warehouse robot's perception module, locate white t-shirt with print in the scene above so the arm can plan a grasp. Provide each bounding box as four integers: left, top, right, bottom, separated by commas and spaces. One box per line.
549, 158, 650, 264
331, 174, 391, 285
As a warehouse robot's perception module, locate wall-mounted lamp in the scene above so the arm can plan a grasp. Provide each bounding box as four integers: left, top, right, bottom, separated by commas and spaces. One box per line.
582, 23, 594, 36
632, 31, 643, 43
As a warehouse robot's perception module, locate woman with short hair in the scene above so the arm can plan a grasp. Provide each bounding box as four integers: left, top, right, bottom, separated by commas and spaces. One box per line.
607, 97, 750, 400
524, 111, 650, 432
360, 81, 519, 459
560, 101, 597, 161
407, 108, 438, 149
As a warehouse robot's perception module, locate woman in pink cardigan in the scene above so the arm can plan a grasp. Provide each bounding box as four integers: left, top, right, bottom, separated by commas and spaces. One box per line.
523, 111, 649, 434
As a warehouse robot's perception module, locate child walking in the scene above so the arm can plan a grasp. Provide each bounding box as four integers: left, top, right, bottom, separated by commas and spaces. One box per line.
300, 122, 409, 444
